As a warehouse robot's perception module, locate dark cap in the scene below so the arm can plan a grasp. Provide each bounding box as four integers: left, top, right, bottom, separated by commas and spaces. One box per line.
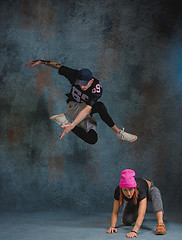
75, 68, 93, 86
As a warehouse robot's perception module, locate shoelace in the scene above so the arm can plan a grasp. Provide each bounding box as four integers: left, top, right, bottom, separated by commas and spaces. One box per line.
120, 127, 125, 132
157, 224, 165, 230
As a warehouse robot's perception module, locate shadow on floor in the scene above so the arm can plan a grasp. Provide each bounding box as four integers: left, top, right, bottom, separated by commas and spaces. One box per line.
0, 210, 180, 240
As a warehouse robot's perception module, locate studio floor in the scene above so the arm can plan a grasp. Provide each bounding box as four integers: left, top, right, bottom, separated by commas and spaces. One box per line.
0, 210, 181, 240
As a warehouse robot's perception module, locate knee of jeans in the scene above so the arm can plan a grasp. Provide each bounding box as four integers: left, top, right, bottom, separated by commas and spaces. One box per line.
150, 187, 161, 199
88, 130, 98, 145
94, 102, 107, 112
89, 138, 98, 145
122, 215, 135, 226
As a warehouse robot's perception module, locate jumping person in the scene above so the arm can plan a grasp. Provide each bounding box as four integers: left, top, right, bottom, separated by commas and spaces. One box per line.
25, 60, 137, 144
107, 169, 166, 238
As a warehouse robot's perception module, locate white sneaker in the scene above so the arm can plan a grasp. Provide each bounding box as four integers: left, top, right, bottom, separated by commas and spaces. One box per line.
116, 128, 137, 143
50, 113, 69, 126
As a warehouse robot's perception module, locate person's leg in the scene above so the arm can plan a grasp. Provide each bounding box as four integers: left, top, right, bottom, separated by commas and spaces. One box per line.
149, 184, 164, 222
66, 101, 98, 144
122, 201, 138, 226
71, 126, 98, 145
156, 211, 164, 224
50, 110, 98, 144
91, 102, 115, 127
149, 183, 166, 235
91, 102, 137, 142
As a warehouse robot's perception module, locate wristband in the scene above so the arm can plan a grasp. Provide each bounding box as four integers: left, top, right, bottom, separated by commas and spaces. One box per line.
131, 230, 137, 234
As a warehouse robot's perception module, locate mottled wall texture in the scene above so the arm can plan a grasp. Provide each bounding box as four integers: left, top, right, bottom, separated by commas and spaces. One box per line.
0, 0, 182, 213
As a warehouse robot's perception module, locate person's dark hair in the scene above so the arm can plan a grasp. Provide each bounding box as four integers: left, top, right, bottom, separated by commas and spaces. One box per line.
119, 187, 139, 206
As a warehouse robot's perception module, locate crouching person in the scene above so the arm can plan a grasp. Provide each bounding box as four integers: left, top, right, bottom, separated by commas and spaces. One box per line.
107, 169, 166, 238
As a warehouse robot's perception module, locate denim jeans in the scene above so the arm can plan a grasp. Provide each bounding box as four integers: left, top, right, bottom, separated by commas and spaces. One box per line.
122, 182, 164, 225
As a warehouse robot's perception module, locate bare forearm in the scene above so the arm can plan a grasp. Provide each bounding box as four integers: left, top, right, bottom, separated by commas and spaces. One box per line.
71, 106, 92, 128
110, 213, 118, 227
132, 215, 144, 232
37, 60, 62, 69
132, 199, 147, 232
132, 206, 146, 233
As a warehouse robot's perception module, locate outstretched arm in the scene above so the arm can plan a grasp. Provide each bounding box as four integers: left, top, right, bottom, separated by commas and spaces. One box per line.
126, 198, 147, 238
60, 105, 92, 140
25, 60, 62, 69
107, 199, 120, 234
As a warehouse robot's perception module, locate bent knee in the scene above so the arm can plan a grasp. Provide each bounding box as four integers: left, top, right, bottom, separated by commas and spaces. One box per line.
88, 138, 98, 145
122, 215, 136, 226
87, 130, 98, 144
122, 219, 133, 226
94, 102, 107, 112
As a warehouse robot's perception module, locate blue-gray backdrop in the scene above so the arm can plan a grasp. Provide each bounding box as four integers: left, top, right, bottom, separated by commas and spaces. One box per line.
0, 0, 182, 213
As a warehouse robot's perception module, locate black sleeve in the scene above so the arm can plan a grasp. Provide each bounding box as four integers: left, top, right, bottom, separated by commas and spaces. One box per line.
114, 186, 120, 201
86, 82, 103, 107
136, 178, 148, 202
86, 92, 102, 107
58, 66, 79, 85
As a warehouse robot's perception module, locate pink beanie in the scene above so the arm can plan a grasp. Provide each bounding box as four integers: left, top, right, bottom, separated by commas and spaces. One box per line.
119, 169, 137, 188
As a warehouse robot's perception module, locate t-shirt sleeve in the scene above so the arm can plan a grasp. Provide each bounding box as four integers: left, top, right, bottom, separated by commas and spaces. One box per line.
86, 92, 102, 107
114, 186, 120, 201
58, 66, 79, 85
137, 178, 148, 202
86, 83, 103, 107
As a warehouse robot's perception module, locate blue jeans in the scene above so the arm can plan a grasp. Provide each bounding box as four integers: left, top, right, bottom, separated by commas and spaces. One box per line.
122, 182, 164, 226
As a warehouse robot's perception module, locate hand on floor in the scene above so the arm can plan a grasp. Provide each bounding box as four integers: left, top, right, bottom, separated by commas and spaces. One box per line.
106, 227, 117, 234
126, 231, 137, 238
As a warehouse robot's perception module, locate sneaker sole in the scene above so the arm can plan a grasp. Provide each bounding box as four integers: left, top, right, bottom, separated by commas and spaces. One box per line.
49, 114, 67, 125
155, 232, 166, 235
118, 135, 138, 143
